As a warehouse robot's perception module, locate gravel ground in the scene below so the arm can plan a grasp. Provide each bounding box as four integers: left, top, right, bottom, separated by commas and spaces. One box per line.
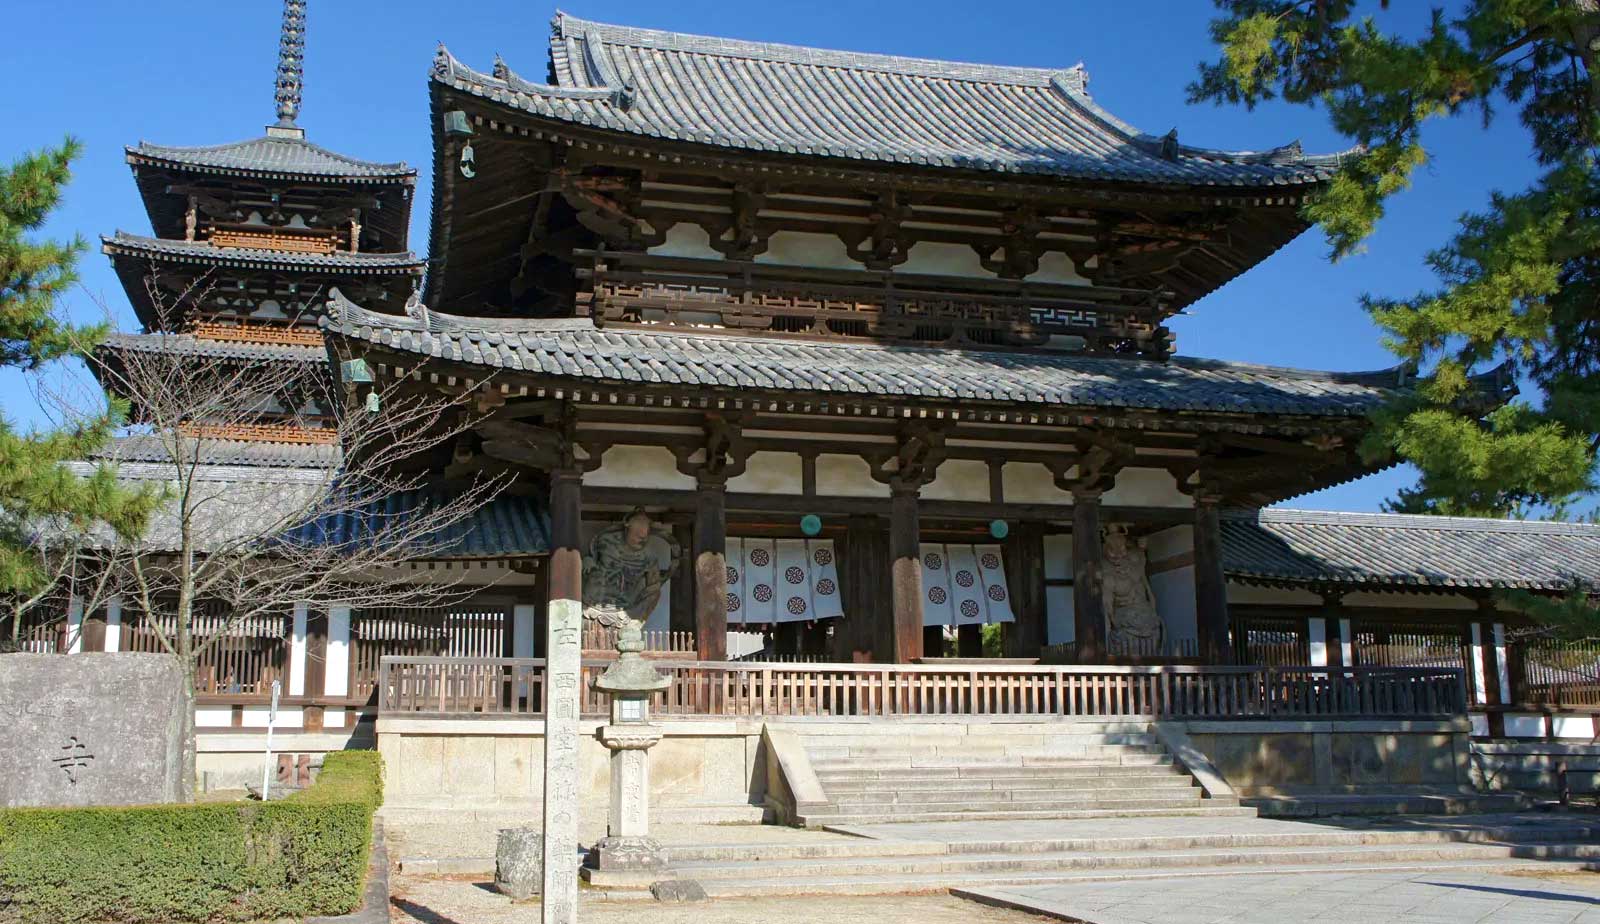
388, 875, 1048, 924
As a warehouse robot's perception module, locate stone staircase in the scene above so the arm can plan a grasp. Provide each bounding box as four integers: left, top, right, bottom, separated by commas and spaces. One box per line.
643, 814, 1600, 897
786, 719, 1246, 827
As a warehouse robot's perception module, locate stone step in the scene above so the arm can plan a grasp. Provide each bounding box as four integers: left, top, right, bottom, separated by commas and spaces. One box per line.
819, 769, 1187, 792
400, 820, 1600, 876
826, 778, 1199, 799
800, 735, 1164, 748
810, 752, 1170, 772
829, 788, 1203, 809
806, 741, 1166, 758
686, 857, 1600, 898
665, 841, 1600, 884
794, 805, 1257, 825
787, 721, 1156, 736
803, 795, 1210, 819
812, 759, 1176, 782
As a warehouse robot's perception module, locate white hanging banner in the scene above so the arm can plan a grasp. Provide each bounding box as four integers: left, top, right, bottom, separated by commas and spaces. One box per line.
774, 539, 813, 623
808, 540, 844, 620
743, 538, 777, 624
919, 543, 954, 626
947, 545, 988, 627
975, 543, 1015, 624
725, 537, 746, 626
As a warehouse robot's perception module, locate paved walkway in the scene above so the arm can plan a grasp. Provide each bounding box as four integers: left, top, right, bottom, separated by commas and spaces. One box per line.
960, 869, 1600, 924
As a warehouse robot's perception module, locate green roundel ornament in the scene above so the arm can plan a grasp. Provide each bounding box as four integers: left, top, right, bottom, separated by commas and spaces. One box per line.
989, 519, 1009, 540
800, 514, 823, 537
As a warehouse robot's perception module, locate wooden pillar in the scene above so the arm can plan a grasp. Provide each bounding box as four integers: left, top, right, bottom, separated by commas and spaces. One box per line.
304, 608, 329, 703
693, 480, 729, 661
1002, 521, 1046, 659
81, 608, 107, 653
889, 485, 924, 663
837, 516, 890, 662
1193, 495, 1231, 665
774, 622, 801, 657
1477, 600, 1506, 707
1071, 490, 1106, 662
1322, 593, 1345, 668
957, 624, 983, 658
669, 521, 695, 638
547, 469, 584, 608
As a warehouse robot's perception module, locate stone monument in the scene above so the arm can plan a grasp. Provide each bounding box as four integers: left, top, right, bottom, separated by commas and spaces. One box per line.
0, 653, 184, 808
1103, 526, 1164, 654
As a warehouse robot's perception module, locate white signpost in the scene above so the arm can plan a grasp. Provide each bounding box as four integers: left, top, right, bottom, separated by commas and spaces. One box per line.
260, 679, 281, 800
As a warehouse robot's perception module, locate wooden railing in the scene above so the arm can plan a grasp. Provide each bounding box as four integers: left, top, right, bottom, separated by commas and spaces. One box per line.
581, 624, 696, 656
377, 657, 1466, 720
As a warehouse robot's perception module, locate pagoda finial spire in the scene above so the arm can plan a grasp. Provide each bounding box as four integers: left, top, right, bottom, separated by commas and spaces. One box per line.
272, 0, 308, 135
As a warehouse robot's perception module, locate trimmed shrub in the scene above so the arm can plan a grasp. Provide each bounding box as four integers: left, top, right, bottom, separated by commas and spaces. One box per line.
0, 750, 382, 924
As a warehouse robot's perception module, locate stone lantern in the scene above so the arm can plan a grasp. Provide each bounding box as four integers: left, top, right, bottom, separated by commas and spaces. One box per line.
588, 617, 671, 874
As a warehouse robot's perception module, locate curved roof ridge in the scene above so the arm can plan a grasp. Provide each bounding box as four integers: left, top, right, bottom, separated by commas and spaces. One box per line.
1242, 507, 1600, 538
105, 232, 425, 271
551, 11, 1085, 88
1170, 354, 1409, 385
436, 45, 621, 102
129, 135, 414, 179
1048, 80, 1350, 169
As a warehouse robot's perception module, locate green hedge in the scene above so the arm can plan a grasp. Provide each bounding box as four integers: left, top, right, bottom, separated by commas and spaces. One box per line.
0, 750, 382, 924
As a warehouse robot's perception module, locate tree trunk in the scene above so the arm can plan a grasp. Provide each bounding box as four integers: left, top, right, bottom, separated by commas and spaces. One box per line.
179, 660, 198, 801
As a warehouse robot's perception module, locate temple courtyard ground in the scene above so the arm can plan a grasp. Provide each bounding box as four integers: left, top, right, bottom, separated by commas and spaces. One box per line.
388, 868, 1600, 923
383, 812, 1600, 923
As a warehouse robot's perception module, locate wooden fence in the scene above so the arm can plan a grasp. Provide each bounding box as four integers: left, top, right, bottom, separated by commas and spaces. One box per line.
1516, 638, 1600, 707
581, 624, 696, 655
377, 657, 1466, 720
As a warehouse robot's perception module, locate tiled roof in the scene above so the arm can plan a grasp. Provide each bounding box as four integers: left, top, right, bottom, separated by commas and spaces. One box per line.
98, 331, 326, 364
65, 458, 549, 559
326, 292, 1405, 418
127, 136, 414, 182
280, 488, 551, 559
95, 434, 341, 469
103, 232, 425, 274
1223, 508, 1600, 593
432, 13, 1345, 186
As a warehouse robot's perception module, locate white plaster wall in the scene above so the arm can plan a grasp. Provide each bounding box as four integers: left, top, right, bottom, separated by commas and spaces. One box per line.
1146, 524, 1196, 648
922, 459, 991, 502
1505, 714, 1547, 738
586, 445, 698, 491
1146, 524, 1193, 561
196, 706, 234, 728
326, 606, 351, 698
896, 241, 994, 278
815, 453, 882, 497
242, 705, 304, 729
1554, 715, 1595, 739
324, 707, 347, 729
1469, 713, 1490, 737
725, 451, 804, 495
1002, 462, 1071, 504
1150, 567, 1197, 649
756, 230, 857, 270
1102, 467, 1191, 508
648, 223, 721, 260
1026, 251, 1090, 286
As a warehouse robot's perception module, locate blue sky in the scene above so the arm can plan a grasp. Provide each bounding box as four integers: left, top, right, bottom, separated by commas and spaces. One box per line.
1, 1, 1548, 512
